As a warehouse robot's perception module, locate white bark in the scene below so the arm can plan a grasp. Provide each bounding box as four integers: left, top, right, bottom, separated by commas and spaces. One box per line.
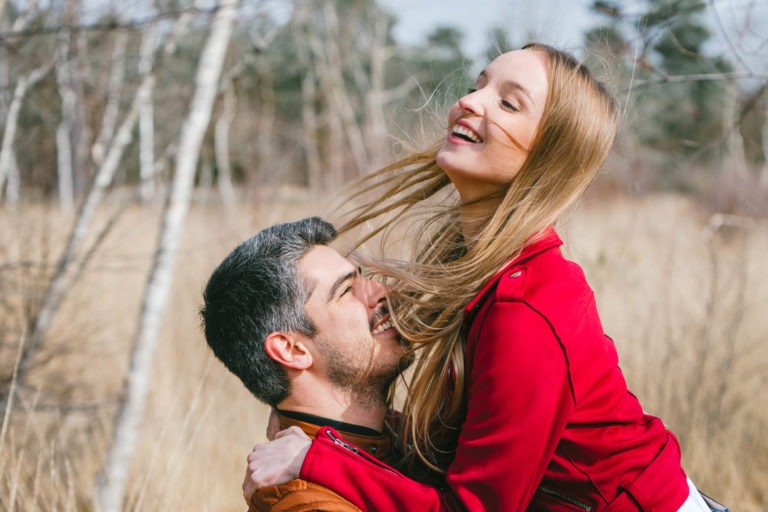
22, 74, 153, 380
139, 27, 159, 202
214, 79, 236, 209
92, 31, 128, 166
17, 4, 204, 388
0, 63, 52, 199
164, 0, 209, 54
4, 151, 18, 203
93, 2, 238, 510
72, 29, 93, 199
55, 35, 76, 212
10, 0, 37, 33
364, 10, 390, 167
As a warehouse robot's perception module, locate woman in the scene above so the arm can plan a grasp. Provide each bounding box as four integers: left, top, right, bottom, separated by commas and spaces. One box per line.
244, 43, 716, 511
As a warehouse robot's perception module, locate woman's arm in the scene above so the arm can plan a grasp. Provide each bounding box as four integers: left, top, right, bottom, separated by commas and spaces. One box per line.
245, 301, 574, 511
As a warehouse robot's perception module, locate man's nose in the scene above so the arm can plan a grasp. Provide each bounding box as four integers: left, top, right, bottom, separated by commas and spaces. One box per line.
362, 278, 387, 308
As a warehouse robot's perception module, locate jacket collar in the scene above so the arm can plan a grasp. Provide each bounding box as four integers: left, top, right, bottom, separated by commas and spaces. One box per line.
463, 226, 562, 315
279, 412, 393, 463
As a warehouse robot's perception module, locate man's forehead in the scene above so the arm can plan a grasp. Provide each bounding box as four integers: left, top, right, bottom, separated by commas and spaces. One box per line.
299, 245, 355, 291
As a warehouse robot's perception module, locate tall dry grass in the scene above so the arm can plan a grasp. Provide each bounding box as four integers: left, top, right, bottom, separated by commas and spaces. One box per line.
0, 189, 765, 510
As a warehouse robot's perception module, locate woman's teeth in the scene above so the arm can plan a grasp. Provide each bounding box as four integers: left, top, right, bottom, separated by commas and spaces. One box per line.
452, 124, 482, 143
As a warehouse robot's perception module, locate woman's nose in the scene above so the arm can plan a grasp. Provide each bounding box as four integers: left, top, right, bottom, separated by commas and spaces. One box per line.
457, 89, 483, 115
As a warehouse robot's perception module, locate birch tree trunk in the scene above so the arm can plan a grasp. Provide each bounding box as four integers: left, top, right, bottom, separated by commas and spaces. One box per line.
93, 2, 238, 510
0, 63, 52, 200
4, 152, 18, 203
72, 29, 93, 199
139, 27, 159, 203
363, 10, 390, 168
55, 34, 76, 213
19, 74, 152, 384
10, 7, 204, 400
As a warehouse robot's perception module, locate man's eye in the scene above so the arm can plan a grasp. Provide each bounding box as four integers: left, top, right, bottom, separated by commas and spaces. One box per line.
340, 286, 352, 296
466, 88, 477, 95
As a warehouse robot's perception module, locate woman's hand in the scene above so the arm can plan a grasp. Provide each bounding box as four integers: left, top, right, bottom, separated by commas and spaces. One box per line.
242, 426, 312, 504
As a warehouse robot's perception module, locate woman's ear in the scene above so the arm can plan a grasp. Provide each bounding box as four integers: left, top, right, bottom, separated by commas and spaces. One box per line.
264, 332, 313, 370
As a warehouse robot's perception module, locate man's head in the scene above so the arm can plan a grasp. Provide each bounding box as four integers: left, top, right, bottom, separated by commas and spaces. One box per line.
200, 217, 408, 408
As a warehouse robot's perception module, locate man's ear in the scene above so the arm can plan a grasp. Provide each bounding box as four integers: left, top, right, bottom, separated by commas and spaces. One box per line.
264, 331, 313, 370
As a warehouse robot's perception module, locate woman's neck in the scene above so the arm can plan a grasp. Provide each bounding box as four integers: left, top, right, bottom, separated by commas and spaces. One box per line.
458, 195, 502, 244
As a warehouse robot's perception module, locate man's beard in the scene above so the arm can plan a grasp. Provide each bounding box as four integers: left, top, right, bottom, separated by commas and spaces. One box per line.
316, 339, 410, 410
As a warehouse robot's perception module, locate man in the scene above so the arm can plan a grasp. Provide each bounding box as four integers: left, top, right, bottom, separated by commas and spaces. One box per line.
200, 217, 411, 511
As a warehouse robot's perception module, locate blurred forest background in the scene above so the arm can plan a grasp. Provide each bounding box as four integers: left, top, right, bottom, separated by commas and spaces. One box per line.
0, 0, 766, 510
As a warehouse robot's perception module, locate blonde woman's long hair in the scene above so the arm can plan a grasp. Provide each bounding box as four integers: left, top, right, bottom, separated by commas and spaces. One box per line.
336, 43, 619, 475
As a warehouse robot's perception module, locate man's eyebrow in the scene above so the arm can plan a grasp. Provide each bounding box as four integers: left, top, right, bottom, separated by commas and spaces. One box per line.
327, 269, 357, 302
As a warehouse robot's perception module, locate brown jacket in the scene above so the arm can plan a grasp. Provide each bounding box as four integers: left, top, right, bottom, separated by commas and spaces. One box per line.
248, 412, 393, 512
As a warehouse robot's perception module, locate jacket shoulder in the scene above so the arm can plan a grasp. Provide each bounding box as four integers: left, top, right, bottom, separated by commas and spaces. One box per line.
250, 479, 362, 512
494, 244, 589, 304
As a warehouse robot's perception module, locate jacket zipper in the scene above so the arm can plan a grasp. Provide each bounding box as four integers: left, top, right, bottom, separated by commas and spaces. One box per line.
537, 485, 592, 511
326, 428, 360, 454
323, 428, 399, 475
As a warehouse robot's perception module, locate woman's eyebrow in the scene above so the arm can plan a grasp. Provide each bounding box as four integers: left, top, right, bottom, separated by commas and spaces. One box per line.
477, 70, 534, 104
501, 80, 534, 104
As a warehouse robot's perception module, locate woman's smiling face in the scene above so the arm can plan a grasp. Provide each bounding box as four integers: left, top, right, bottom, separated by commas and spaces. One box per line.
437, 49, 550, 202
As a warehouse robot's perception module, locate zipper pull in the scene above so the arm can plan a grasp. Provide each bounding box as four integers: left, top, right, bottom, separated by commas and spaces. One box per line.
325, 428, 359, 454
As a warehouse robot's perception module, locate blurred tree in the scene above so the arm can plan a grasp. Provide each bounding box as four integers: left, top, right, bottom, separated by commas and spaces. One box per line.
586, 0, 739, 190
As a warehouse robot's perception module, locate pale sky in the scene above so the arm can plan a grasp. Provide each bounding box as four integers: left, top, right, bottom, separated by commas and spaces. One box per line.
377, 0, 599, 61
376, 0, 768, 79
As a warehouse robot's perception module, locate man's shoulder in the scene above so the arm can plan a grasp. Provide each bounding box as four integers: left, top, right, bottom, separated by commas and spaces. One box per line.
250, 479, 361, 512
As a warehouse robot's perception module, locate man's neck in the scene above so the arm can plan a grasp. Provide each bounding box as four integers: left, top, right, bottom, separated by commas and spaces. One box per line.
277, 409, 383, 436
277, 387, 388, 432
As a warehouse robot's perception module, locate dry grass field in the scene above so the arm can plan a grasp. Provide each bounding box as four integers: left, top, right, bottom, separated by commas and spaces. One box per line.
0, 189, 766, 510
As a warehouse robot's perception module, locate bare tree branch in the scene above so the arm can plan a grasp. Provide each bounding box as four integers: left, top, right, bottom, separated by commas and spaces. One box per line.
708, 0, 754, 74
94, 1, 239, 509
0, 62, 53, 198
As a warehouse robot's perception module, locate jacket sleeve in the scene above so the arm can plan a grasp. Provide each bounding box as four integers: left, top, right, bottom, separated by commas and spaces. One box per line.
299, 301, 574, 511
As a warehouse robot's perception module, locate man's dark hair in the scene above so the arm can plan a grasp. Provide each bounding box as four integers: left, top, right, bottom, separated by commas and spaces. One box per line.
200, 217, 337, 405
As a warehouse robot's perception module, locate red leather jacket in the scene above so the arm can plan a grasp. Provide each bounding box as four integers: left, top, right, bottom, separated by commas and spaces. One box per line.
300, 228, 690, 511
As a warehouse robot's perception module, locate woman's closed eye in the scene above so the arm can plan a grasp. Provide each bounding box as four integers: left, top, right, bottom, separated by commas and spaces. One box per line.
500, 98, 520, 112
